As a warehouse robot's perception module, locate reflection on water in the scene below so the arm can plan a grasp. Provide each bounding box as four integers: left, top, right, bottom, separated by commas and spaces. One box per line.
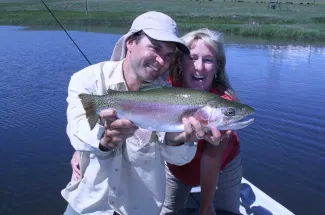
0, 25, 324, 215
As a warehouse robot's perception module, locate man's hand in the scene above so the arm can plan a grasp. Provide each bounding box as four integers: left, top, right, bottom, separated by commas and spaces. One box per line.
99, 109, 138, 151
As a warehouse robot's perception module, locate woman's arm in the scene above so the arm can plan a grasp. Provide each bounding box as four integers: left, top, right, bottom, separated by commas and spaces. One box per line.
199, 131, 233, 215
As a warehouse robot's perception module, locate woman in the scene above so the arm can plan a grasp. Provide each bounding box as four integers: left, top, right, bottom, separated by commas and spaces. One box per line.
71, 28, 242, 215
161, 29, 242, 215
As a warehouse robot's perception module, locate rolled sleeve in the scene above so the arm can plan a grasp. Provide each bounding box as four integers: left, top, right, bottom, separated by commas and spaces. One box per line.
66, 71, 112, 156
157, 132, 197, 165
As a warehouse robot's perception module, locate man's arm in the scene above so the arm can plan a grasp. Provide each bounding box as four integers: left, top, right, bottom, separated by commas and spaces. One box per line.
66, 71, 111, 155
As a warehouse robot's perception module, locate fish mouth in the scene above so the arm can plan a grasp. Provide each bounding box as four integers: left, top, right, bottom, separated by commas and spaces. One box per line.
220, 118, 255, 130
218, 113, 255, 130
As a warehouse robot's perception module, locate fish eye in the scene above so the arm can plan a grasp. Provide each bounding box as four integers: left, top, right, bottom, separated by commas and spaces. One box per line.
225, 107, 235, 116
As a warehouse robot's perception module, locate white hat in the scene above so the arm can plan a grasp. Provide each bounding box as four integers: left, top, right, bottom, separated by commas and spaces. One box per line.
110, 11, 189, 61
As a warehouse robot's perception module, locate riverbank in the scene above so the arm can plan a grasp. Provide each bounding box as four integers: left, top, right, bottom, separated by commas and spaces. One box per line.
1, 0, 325, 41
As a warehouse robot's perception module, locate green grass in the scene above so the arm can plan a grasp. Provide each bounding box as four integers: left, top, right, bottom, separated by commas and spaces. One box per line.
0, 0, 325, 41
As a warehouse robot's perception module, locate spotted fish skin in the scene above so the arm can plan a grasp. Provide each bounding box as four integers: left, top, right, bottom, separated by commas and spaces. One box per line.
78, 87, 255, 131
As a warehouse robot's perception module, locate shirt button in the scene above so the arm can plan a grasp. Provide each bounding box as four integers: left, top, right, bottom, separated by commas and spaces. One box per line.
115, 168, 119, 172
112, 186, 116, 190
133, 206, 138, 210
110, 201, 115, 205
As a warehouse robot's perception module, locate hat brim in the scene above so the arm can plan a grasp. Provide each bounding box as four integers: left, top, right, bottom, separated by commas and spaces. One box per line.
143, 29, 189, 55
110, 29, 189, 61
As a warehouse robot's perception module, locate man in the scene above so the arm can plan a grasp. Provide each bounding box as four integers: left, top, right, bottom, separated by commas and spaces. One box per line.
61, 11, 221, 215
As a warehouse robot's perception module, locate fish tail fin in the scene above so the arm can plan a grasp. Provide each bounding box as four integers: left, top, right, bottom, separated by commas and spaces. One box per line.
78, 93, 100, 130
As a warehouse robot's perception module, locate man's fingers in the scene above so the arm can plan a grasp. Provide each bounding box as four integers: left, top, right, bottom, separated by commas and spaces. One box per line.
110, 119, 137, 129
100, 109, 118, 123
105, 128, 137, 137
104, 117, 118, 124
109, 134, 128, 143
103, 126, 138, 143
102, 133, 133, 148
101, 119, 138, 150
100, 109, 116, 117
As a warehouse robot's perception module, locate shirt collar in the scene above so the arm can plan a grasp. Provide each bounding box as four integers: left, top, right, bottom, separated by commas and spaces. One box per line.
104, 59, 127, 88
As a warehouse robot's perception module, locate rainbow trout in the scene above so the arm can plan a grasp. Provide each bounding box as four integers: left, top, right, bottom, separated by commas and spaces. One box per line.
78, 87, 255, 132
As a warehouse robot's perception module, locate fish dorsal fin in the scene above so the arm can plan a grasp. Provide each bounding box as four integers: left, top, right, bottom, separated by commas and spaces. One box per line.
139, 83, 164, 91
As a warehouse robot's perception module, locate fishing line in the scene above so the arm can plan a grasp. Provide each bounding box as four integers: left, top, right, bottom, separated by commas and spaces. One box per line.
40, 0, 92, 65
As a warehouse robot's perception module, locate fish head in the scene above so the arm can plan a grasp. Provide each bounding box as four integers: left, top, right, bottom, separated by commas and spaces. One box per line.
195, 100, 255, 130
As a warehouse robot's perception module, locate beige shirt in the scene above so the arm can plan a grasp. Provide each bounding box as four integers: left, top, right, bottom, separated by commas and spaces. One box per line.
61, 60, 197, 215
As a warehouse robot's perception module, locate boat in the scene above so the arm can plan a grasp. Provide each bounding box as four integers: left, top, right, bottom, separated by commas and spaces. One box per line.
179, 177, 295, 215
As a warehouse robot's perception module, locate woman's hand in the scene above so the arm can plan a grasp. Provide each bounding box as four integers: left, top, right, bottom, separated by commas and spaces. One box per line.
212, 130, 233, 151
71, 151, 81, 181
184, 117, 223, 145
165, 117, 223, 145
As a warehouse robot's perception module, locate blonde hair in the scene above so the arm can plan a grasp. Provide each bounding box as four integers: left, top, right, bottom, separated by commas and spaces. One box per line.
170, 28, 238, 101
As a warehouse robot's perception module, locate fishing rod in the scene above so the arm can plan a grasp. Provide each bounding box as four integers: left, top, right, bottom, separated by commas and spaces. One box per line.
40, 0, 92, 65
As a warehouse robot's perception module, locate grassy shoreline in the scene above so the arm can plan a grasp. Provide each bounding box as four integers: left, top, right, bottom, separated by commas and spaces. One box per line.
1, 0, 325, 41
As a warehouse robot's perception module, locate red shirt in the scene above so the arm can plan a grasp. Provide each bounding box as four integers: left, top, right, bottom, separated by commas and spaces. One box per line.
166, 85, 240, 187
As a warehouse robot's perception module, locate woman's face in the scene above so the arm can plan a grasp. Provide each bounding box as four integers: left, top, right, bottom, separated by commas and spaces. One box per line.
181, 39, 218, 91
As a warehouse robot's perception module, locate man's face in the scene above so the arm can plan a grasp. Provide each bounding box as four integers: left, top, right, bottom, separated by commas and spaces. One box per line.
126, 34, 176, 82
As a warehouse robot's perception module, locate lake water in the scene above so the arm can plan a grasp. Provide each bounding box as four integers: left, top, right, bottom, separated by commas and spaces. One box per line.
0, 25, 324, 215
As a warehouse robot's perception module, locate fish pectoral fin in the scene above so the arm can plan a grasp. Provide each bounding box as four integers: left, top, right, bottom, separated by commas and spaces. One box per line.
78, 93, 100, 130
193, 106, 218, 129
193, 108, 210, 122
139, 83, 164, 91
